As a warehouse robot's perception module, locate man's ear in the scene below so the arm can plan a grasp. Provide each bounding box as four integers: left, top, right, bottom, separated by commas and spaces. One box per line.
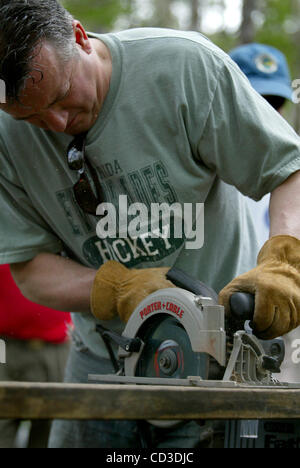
72, 20, 92, 54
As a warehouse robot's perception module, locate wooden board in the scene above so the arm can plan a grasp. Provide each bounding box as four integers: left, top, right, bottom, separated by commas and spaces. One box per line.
0, 382, 300, 420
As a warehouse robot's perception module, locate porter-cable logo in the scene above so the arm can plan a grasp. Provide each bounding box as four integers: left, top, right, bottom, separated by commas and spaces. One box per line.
0, 339, 6, 364
0, 79, 6, 104
96, 196, 204, 250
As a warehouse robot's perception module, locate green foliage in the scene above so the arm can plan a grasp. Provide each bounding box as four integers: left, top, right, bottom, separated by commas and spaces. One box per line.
61, 0, 134, 32
206, 0, 299, 79
254, 0, 299, 76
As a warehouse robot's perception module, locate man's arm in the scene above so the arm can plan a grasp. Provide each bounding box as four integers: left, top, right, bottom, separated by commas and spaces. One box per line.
219, 170, 300, 339
269, 170, 300, 239
10, 253, 174, 324
10, 253, 97, 313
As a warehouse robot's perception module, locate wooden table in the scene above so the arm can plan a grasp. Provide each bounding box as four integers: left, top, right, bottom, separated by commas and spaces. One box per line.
0, 382, 300, 420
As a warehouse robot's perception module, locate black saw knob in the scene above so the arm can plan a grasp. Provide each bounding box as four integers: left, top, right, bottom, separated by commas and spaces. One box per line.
230, 292, 255, 321
229, 292, 255, 332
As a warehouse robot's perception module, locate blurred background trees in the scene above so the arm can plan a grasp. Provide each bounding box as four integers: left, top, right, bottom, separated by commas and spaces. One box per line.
62, 0, 300, 128
61, 0, 300, 74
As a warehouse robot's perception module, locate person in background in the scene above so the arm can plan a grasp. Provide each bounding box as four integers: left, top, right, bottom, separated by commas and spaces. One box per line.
229, 43, 294, 246
230, 43, 299, 383
0, 264, 72, 448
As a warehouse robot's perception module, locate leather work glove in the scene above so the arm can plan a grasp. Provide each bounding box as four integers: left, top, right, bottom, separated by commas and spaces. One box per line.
90, 260, 175, 323
219, 235, 300, 340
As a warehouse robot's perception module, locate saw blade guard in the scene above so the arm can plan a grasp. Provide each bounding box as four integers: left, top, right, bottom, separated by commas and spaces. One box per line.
120, 287, 227, 377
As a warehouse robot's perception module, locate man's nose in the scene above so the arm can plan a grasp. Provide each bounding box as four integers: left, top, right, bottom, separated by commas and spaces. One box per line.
42, 108, 69, 133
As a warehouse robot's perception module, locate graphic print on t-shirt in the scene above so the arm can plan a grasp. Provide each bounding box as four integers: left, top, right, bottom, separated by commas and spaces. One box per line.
56, 160, 194, 268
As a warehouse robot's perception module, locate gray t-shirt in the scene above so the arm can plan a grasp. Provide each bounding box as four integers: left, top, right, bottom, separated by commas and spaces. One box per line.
1, 28, 300, 359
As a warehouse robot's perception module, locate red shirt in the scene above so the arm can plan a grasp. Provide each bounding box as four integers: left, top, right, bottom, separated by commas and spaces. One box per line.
0, 265, 72, 343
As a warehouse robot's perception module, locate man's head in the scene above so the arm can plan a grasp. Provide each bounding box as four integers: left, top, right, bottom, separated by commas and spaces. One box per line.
229, 43, 293, 112
0, 0, 76, 103
0, 0, 111, 135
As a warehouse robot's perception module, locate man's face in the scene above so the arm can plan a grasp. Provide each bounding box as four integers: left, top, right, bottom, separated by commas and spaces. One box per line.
0, 41, 102, 135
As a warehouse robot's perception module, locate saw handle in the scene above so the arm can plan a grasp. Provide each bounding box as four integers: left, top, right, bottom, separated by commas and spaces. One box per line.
167, 268, 255, 329
166, 267, 219, 303
229, 292, 255, 330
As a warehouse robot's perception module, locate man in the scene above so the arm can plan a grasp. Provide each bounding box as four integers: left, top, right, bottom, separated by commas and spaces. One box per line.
1, 0, 300, 448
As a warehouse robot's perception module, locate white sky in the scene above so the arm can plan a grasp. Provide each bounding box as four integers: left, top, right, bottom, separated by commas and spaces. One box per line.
172, 0, 243, 33
203, 0, 243, 33
131, 0, 243, 33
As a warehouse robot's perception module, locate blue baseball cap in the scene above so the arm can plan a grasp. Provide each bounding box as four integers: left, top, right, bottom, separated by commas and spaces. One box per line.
229, 43, 293, 101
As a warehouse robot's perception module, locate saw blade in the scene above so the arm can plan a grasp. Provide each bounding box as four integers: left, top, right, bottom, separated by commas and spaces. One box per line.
135, 315, 208, 379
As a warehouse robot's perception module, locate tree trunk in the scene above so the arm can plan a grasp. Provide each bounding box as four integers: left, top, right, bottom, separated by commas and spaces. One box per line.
190, 0, 201, 31
151, 0, 178, 29
240, 0, 257, 44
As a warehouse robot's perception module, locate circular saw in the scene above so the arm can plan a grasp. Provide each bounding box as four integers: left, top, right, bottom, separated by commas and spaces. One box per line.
90, 268, 287, 427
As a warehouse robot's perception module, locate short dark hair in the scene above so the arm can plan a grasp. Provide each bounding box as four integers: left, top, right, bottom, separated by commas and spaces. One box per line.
0, 0, 75, 103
